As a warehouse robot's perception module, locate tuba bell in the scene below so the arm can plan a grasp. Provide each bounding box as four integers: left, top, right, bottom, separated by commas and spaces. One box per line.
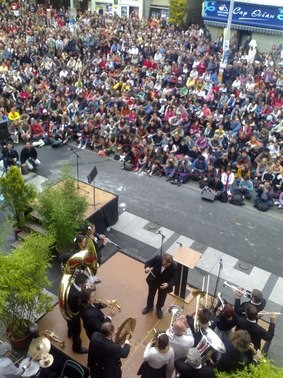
59, 249, 98, 321
196, 327, 226, 362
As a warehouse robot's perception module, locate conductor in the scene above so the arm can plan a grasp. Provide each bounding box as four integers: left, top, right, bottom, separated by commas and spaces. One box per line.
142, 254, 177, 319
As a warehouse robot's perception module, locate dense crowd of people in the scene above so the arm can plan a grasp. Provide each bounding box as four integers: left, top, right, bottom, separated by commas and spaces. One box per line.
0, 4, 282, 210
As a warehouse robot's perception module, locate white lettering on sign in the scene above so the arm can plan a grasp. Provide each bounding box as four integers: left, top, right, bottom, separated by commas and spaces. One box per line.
233, 7, 275, 20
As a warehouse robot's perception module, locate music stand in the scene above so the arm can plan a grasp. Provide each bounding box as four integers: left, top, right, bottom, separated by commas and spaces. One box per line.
87, 166, 99, 208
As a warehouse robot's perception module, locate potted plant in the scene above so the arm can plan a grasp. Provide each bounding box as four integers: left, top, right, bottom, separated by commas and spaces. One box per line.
216, 358, 283, 378
36, 168, 88, 252
0, 232, 54, 350
0, 166, 36, 230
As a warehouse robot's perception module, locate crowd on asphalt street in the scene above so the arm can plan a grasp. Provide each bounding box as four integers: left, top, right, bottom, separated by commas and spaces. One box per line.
0, 3, 283, 210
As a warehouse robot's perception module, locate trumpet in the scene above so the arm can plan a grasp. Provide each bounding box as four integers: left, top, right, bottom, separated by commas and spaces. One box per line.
167, 305, 183, 340
95, 298, 122, 312
42, 330, 65, 348
223, 281, 251, 298
258, 311, 282, 316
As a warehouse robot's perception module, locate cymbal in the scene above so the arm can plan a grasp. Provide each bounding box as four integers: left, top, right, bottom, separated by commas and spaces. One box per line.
115, 317, 136, 345
39, 353, 54, 368
28, 337, 51, 360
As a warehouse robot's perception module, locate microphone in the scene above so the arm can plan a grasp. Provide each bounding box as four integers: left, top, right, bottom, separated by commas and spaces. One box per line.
156, 230, 165, 238
219, 258, 223, 268
176, 241, 183, 246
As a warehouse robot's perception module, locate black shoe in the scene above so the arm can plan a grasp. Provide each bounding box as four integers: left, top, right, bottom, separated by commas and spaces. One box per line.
156, 309, 163, 319
73, 347, 88, 354
142, 306, 153, 315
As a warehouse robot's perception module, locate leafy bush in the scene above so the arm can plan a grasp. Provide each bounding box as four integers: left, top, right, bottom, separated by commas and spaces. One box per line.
216, 358, 283, 378
0, 233, 54, 339
0, 166, 36, 228
36, 171, 88, 251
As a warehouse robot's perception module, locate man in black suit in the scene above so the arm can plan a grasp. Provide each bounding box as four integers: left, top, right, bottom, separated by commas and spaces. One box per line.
142, 254, 177, 319
88, 322, 131, 378
234, 288, 266, 316
79, 288, 119, 340
236, 304, 276, 350
67, 273, 89, 354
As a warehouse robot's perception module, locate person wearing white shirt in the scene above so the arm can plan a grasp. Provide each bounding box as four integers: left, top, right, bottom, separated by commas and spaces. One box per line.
166, 318, 194, 361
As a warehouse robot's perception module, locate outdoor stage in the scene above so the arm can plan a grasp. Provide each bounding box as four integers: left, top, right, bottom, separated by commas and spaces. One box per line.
38, 252, 200, 377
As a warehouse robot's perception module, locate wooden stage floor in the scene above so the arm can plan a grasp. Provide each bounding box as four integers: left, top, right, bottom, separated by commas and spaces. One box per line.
38, 252, 200, 377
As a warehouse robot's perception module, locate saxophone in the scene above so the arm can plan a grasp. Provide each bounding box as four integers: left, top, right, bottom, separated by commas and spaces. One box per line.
59, 245, 98, 321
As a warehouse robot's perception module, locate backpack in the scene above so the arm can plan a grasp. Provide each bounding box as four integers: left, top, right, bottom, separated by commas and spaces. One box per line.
255, 202, 269, 212
220, 191, 228, 203
230, 193, 244, 206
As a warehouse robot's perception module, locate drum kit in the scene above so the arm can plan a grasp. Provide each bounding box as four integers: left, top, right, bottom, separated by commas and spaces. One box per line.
18, 336, 54, 377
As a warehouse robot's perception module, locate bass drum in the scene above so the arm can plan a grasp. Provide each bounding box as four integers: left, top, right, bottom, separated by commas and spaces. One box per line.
20, 357, 40, 377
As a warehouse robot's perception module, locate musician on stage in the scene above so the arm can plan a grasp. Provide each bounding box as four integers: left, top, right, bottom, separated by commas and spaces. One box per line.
166, 317, 195, 360
142, 254, 177, 319
0, 342, 30, 377
235, 304, 276, 350
214, 304, 238, 340
137, 330, 175, 378
186, 308, 215, 346
88, 322, 131, 378
73, 234, 101, 285
175, 347, 215, 378
215, 330, 260, 373
234, 288, 266, 316
79, 288, 119, 340
67, 273, 89, 354
83, 223, 109, 266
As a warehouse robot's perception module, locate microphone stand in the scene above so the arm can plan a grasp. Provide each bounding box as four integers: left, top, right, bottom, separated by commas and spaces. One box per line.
211, 258, 223, 308
69, 147, 81, 189
157, 232, 166, 256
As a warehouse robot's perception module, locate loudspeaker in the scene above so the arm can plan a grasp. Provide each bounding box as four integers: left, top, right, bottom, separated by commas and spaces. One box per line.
87, 166, 98, 184
0, 120, 9, 142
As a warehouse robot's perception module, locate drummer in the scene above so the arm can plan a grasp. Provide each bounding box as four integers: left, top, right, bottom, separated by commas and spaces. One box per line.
0, 341, 31, 377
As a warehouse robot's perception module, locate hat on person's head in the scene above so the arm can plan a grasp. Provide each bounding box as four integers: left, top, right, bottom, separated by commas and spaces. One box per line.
0, 342, 11, 356
185, 348, 201, 367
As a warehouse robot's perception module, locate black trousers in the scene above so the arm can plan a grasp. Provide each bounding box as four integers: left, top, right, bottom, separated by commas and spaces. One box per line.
146, 282, 167, 310
67, 316, 82, 350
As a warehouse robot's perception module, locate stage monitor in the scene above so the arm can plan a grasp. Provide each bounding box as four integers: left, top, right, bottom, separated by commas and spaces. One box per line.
0, 120, 9, 142
87, 166, 98, 185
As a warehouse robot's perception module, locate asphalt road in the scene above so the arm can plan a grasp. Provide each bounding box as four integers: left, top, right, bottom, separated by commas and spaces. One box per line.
26, 143, 283, 277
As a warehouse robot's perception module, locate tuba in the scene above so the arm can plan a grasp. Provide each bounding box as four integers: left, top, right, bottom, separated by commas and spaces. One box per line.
59, 249, 98, 321
196, 327, 226, 363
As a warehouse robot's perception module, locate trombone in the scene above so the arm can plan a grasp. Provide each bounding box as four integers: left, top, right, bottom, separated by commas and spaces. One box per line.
94, 298, 122, 312
223, 281, 251, 298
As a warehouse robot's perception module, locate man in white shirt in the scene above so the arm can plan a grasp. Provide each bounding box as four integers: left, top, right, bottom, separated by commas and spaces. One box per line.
166, 318, 194, 360
0, 342, 30, 377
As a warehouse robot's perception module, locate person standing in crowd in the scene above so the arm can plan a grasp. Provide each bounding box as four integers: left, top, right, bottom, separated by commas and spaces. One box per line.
88, 322, 131, 378
79, 288, 119, 340
175, 347, 215, 378
20, 141, 41, 171
66, 273, 89, 354
137, 330, 175, 378
234, 288, 266, 316
142, 254, 177, 319
0, 342, 30, 377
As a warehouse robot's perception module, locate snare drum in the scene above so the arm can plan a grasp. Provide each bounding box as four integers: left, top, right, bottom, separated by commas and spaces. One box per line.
19, 357, 40, 377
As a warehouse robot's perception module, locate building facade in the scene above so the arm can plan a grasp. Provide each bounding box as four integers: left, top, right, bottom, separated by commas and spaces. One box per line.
202, 0, 283, 52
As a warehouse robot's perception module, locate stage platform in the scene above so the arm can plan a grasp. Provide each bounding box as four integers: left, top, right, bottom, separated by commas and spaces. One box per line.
52, 180, 119, 233
38, 252, 201, 377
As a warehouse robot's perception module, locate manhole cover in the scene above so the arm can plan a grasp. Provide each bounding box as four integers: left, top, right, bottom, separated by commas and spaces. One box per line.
234, 261, 253, 274
144, 222, 160, 233
190, 241, 206, 251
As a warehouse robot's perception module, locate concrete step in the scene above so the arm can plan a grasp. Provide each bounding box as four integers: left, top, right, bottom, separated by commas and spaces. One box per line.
30, 209, 44, 223
11, 240, 22, 249
25, 221, 47, 236
17, 230, 30, 241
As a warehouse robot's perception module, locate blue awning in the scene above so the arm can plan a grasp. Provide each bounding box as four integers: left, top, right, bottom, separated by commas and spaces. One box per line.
204, 20, 283, 35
